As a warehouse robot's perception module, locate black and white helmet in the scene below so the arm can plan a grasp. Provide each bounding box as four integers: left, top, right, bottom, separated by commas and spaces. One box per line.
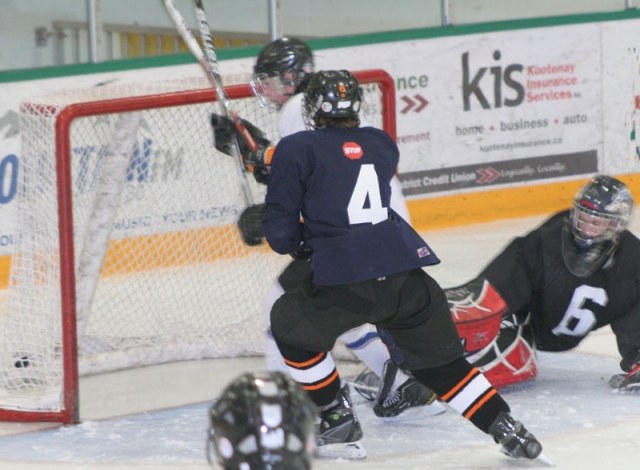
302, 70, 362, 129
562, 174, 634, 277
207, 371, 317, 470
570, 174, 634, 247
251, 38, 314, 108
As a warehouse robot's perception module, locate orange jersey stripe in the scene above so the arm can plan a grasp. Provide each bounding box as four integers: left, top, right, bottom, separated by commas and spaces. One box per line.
440, 367, 480, 402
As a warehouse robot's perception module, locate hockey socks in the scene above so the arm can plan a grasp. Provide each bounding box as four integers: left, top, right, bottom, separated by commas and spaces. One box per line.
412, 357, 510, 433
275, 339, 340, 407
340, 324, 413, 390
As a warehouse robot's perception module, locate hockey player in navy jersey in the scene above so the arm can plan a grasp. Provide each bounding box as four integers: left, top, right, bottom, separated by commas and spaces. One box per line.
443, 175, 640, 392
211, 37, 441, 427
262, 69, 546, 462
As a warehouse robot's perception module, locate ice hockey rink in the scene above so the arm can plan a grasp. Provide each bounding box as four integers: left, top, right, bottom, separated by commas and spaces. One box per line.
0, 212, 638, 470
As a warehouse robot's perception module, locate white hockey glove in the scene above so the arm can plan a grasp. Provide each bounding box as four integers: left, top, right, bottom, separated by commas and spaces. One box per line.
609, 352, 640, 391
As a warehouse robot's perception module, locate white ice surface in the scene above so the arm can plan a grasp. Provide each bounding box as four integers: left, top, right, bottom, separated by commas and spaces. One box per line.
0, 213, 638, 470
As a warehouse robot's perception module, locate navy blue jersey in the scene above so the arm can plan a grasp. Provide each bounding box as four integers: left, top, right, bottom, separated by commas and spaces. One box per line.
481, 210, 640, 370
263, 126, 439, 286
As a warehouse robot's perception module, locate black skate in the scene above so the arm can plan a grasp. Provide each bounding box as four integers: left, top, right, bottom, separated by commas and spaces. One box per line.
373, 360, 445, 418
488, 411, 543, 460
316, 384, 366, 459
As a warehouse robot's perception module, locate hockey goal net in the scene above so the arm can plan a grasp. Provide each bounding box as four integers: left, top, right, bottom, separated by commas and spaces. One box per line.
1, 69, 396, 424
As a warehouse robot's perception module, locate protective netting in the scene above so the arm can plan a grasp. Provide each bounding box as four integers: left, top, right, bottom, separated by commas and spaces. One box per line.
0, 72, 388, 414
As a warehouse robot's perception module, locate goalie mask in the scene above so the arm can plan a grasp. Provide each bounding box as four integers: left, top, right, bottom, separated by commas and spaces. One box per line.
251, 37, 314, 108
207, 371, 317, 470
562, 174, 634, 277
302, 70, 362, 129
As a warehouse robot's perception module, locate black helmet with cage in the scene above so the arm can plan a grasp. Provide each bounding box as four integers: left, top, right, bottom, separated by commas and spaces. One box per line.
206, 371, 317, 470
251, 38, 314, 107
562, 174, 634, 277
302, 70, 362, 129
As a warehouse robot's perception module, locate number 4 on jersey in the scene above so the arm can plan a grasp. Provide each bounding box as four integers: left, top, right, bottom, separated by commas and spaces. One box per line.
347, 164, 388, 225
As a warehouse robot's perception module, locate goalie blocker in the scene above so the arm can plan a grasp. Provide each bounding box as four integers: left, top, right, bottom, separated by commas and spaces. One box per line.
445, 277, 537, 389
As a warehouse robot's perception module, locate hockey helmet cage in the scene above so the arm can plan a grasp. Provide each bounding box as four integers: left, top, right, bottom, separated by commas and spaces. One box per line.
207, 371, 317, 470
302, 70, 362, 128
570, 174, 634, 247
251, 38, 314, 107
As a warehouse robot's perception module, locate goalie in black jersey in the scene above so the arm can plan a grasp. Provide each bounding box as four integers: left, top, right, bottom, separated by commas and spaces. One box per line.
447, 175, 640, 392
262, 69, 546, 463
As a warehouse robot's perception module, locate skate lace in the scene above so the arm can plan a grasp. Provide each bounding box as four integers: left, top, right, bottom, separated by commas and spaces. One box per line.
381, 389, 401, 408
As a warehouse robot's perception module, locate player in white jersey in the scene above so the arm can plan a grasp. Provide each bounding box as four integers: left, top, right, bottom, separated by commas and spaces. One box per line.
211, 38, 442, 431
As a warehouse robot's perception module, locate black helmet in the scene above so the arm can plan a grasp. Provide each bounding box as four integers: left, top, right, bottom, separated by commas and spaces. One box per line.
253, 38, 314, 94
207, 371, 317, 470
302, 70, 362, 128
562, 174, 634, 277
570, 174, 633, 247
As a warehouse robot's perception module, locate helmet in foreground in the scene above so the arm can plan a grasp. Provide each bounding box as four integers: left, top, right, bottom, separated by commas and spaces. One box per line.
251, 37, 314, 108
562, 174, 634, 277
570, 174, 633, 247
207, 371, 317, 470
302, 70, 362, 129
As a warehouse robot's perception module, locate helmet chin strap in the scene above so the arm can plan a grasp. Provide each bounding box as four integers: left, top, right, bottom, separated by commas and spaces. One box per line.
561, 222, 619, 278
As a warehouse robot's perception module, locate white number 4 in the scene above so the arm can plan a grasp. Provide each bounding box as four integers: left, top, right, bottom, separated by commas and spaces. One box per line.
347, 164, 388, 225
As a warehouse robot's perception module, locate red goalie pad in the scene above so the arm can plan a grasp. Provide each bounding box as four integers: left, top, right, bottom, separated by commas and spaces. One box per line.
445, 277, 507, 354
468, 321, 538, 389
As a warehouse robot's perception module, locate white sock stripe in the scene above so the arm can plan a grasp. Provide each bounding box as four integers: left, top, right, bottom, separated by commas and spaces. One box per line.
447, 373, 492, 414
286, 354, 337, 385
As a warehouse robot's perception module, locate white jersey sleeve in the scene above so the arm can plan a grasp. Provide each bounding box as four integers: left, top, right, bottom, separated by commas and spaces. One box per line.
390, 175, 411, 224
278, 93, 307, 137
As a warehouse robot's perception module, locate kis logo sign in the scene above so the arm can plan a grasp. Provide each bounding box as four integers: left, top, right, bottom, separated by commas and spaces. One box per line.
462, 50, 525, 111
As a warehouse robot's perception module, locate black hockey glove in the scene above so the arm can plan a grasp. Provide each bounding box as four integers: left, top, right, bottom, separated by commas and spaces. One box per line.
237, 203, 267, 246
290, 242, 314, 261
210, 113, 270, 157
609, 351, 640, 391
252, 163, 270, 185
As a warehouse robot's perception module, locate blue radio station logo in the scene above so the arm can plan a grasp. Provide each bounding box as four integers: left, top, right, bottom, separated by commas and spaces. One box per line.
0, 154, 18, 204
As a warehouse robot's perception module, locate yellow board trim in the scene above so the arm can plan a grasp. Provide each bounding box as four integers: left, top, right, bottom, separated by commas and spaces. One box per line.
408, 174, 640, 231
2, 173, 640, 289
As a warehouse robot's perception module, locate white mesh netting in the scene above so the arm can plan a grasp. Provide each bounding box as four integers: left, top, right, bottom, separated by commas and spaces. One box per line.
0, 73, 387, 414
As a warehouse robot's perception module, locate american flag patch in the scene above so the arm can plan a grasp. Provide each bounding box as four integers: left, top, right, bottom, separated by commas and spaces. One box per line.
417, 246, 430, 258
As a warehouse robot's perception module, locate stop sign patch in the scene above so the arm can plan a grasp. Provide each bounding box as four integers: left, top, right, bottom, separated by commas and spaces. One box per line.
342, 142, 363, 160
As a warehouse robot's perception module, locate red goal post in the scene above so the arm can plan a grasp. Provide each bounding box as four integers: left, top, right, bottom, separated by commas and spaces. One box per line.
1, 69, 396, 424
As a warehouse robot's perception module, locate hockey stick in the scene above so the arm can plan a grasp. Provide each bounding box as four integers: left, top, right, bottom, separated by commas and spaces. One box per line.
164, 0, 255, 205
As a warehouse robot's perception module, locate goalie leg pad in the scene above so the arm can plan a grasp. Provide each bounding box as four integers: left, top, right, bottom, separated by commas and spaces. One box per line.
467, 319, 538, 389
445, 277, 507, 354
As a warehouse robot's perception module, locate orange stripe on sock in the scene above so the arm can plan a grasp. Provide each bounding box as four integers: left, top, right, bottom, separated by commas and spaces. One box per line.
302, 369, 339, 391
440, 367, 479, 402
463, 388, 497, 420
284, 352, 325, 369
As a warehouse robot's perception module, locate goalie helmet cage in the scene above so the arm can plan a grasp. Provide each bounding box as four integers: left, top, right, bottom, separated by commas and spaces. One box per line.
1, 69, 396, 424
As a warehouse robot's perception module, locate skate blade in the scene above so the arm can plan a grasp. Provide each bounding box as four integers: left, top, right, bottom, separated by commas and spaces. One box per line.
315, 440, 367, 459
499, 447, 555, 466
536, 451, 555, 467
377, 400, 447, 420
